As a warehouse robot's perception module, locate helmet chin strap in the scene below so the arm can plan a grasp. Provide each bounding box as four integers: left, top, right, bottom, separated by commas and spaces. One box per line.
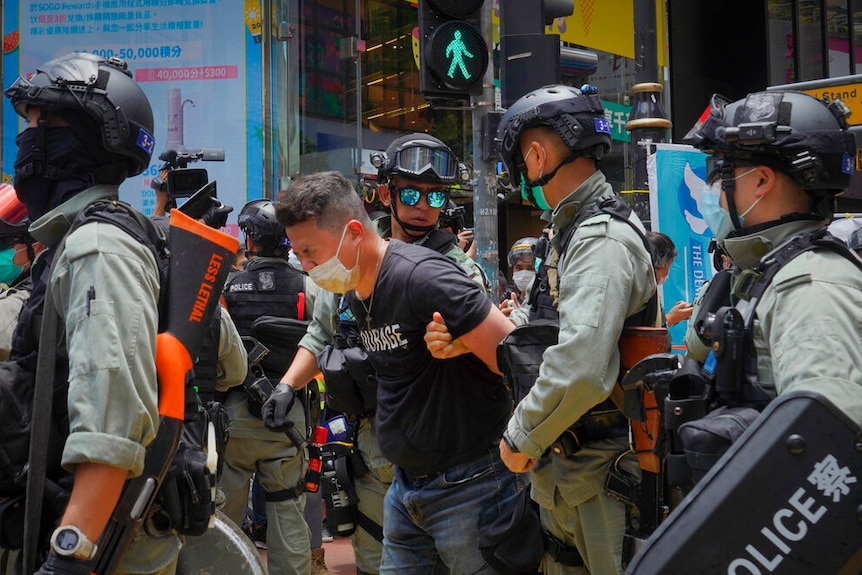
525, 150, 578, 189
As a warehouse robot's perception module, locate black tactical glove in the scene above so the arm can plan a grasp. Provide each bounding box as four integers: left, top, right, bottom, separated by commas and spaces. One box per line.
261, 383, 296, 431
200, 199, 233, 229
35, 553, 93, 575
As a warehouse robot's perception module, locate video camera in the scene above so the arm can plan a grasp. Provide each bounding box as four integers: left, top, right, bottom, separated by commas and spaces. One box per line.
153, 148, 225, 198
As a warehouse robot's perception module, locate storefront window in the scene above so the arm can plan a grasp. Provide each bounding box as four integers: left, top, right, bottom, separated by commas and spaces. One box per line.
277, 0, 472, 191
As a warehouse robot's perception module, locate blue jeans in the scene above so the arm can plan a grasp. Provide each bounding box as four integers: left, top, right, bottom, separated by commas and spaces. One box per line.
380, 447, 524, 575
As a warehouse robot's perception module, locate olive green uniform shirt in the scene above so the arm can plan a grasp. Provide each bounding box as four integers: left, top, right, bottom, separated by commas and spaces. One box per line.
506, 171, 656, 509
721, 219, 862, 426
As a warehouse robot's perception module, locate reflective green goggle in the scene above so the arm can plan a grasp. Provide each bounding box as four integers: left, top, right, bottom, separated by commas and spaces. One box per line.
395, 186, 449, 209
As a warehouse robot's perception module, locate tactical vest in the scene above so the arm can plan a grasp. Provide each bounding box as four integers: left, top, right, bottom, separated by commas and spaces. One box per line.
664, 227, 862, 493
190, 308, 222, 403
0, 200, 168, 535
705, 227, 862, 408
526, 234, 560, 321
534, 194, 659, 327
222, 260, 306, 337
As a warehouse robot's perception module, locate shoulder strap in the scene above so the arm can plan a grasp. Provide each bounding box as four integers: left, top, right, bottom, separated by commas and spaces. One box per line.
419, 228, 459, 254
72, 200, 170, 328
734, 228, 862, 326
22, 235, 66, 575
557, 195, 659, 326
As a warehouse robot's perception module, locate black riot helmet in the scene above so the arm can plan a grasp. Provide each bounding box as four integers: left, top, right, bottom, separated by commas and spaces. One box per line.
684, 91, 855, 196
238, 199, 290, 258
371, 133, 469, 187
5, 52, 155, 178
370, 133, 469, 237
497, 84, 612, 195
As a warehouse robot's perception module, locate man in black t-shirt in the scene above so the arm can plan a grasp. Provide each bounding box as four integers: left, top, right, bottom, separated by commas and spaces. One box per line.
269, 170, 520, 575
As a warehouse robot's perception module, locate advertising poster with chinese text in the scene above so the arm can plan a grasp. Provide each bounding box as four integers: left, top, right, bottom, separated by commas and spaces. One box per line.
2, 1, 263, 235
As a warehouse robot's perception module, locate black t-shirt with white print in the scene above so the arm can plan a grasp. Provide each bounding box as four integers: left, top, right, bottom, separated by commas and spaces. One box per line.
346, 239, 509, 477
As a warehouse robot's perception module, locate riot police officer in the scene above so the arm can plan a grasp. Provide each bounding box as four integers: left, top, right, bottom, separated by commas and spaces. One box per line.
5, 52, 176, 575
221, 199, 319, 575
494, 84, 658, 575
682, 90, 862, 425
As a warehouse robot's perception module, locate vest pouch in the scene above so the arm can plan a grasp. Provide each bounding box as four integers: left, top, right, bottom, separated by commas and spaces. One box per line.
678, 405, 760, 483
155, 417, 215, 536
496, 319, 559, 405
250, 316, 310, 377
0, 360, 43, 494
317, 344, 376, 417
478, 486, 543, 575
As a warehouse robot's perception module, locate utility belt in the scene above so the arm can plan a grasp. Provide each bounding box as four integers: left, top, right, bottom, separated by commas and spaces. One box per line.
549, 399, 628, 458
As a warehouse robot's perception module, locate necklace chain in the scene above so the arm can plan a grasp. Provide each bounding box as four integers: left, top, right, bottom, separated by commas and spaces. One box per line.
359, 243, 384, 330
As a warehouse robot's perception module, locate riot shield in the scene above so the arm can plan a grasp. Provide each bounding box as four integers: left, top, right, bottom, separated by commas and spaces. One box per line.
626, 390, 862, 575
177, 510, 266, 575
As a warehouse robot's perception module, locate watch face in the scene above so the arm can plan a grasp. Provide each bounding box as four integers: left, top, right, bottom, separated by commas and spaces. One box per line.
56, 529, 80, 551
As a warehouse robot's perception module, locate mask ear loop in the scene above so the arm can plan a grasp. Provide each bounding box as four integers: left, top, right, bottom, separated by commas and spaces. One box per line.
720, 160, 743, 231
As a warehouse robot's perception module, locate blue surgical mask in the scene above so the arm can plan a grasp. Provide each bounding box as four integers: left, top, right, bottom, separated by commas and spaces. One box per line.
0, 248, 23, 285
700, 168, 760, 241
700, 181, 734, 241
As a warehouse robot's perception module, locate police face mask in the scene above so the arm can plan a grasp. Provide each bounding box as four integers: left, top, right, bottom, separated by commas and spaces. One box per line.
700, 168, 759, 241
308, 224, 360, 294
0, 248, 23, 285
520, 147, 553, 211
14, 127, 104, 221
512, 269, 535, 294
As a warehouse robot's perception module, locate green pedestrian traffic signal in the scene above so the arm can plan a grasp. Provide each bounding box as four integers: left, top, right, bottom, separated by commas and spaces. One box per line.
419, 0, 488, 101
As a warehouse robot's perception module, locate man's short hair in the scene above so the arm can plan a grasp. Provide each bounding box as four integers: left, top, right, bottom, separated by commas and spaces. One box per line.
275, 171, 372, 233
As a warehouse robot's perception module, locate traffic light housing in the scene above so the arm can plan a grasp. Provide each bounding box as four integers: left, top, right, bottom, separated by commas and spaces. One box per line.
499, 0, 575, 108
418, 0, 489, 101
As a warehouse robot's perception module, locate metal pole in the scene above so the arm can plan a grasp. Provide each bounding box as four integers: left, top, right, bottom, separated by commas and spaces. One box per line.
261, 0, 275, 199
627, 0, 668, 223
471, 0, 499, 298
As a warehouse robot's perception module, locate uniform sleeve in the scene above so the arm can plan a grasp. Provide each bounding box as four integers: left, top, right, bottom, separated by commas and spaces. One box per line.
683, 278, 712, 362
508, 217, 656, 458
299, 288, 338, 356
0, 288, 29, 361
215, 306, 248, 391
53, 222, 161, 477
443, 245, 491, 295
762, 253, 862, 426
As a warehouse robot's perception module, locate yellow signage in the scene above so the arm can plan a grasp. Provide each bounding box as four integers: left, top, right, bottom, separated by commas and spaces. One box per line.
492, 0, 667, 66
800, 83, 862, 126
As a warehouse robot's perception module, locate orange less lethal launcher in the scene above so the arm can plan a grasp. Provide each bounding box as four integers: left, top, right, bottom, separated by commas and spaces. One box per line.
93, 210, 238, 575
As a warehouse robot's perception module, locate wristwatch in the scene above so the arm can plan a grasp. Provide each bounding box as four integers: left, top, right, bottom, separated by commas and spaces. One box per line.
50, 525, 98, 560
502, 430, 521, 453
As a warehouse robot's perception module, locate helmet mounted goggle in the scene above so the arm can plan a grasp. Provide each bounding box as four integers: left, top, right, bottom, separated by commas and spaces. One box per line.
371, 142, 469, 186
508, 239, 537, 266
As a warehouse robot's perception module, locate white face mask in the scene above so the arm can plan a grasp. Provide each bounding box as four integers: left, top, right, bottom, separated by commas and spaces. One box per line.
700, 168, 759, 241
308, 224, 360, 293
512, 269, 536, 294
